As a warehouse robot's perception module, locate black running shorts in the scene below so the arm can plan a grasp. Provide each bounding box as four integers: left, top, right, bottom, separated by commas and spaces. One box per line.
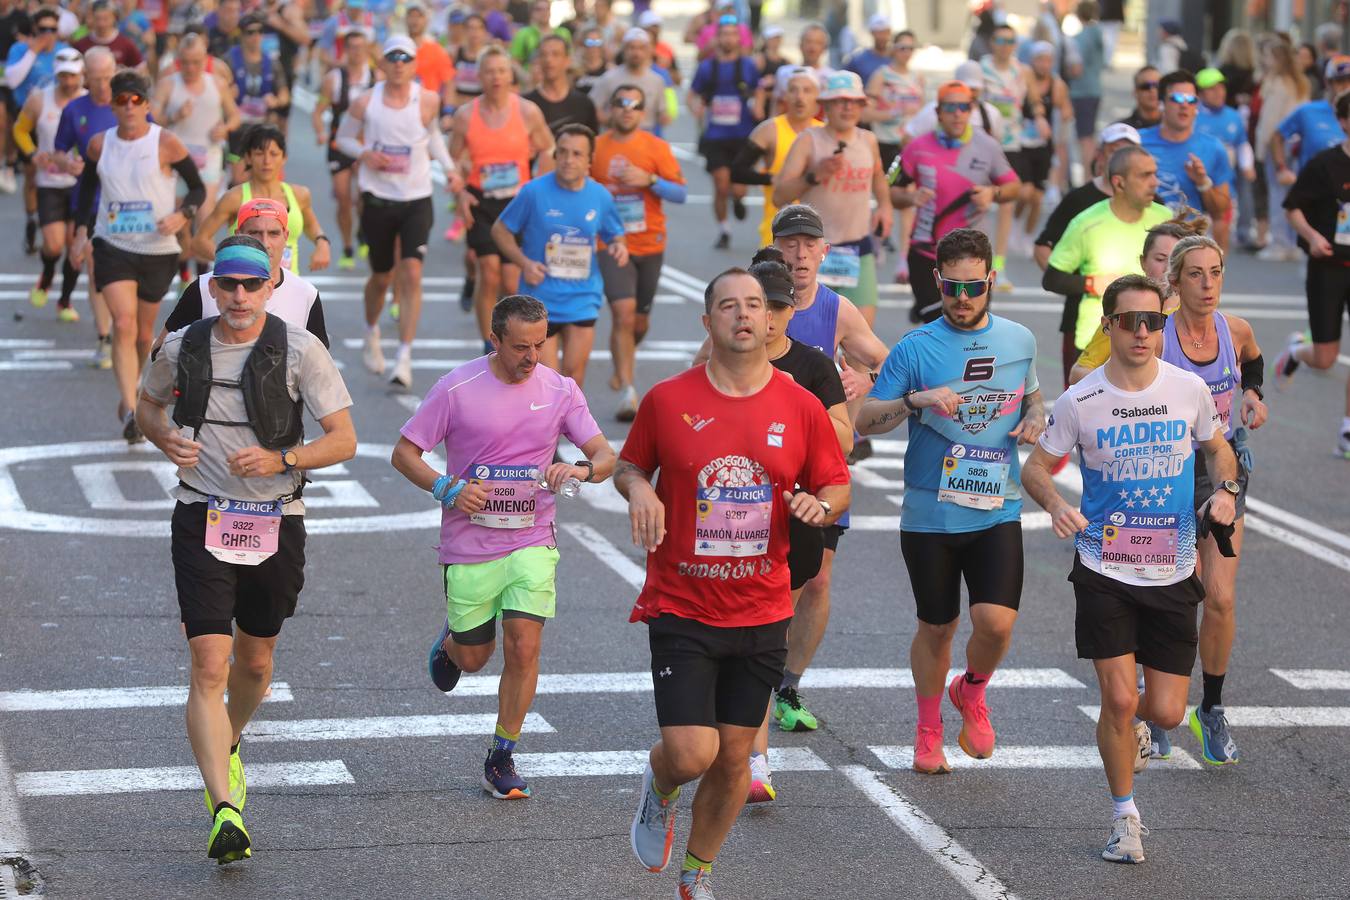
1069, 555, 1203, 676
647, 613, 789, 728
465, 187, 512, 258
358, 193, 433, 274
36, 186, 73, 227
171, 501, 307, 640
900, 522, 1024, 625
91, 238, 179, 301
1303, 260, 1350, 345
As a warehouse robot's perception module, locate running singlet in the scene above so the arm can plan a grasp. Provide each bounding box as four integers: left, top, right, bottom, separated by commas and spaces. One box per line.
871, 69, 924, 145
759, 114, 820, 246
620, 366, 850, 628
801, 127, 874, 244
1040, 362, 1220, 586
229, 46, 277, 123
35, 85, 79, 189
870, 315, 1039, 533
233, 181, 303, 272
785, 284, 839, 356
399, 355, 602, 565
1138, 126, 1233, 213
900, 129, 1017, 256
980, 56, 1026, 151
495, 173, 624, 323
1161, 312, 1239, 441
465, 95, 531, 200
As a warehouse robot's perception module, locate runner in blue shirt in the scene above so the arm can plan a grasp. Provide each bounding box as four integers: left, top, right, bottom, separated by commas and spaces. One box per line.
844, 14, 893, 85
4, 8, 68, 108
1272, 55, 1350, 180
1194, 68, 1254, 251
1138, 71, 1232, 236
492, 124, 627, 389
858, 227, 1045, 777
688, 15, 758, 248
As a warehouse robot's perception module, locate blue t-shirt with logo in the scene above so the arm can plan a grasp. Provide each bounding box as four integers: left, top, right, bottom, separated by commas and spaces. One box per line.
6, 41, 70, 106
1278, 100, 1342, 169
1139, 125, 1234, 212
53, 95, 118, 157
496, 173, 625, 324
1196, 104, 1245, 185
869, 314, 1040, 534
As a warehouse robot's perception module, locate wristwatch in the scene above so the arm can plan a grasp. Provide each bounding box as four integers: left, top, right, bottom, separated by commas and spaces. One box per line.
573, 459, 595, 482
901, 389, 920, 412
817, 499, 833, 516
281, 449, 299, 472
1219, 479, 1241, 497
1245, 384, 1264, 401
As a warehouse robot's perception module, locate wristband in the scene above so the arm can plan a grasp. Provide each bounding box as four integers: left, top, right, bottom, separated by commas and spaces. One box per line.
902, 389, 920, 412
1240, 355, 1264, 394
1195, 178, 1214, 193
314, 234, 331, 244
431, 474, 465, 507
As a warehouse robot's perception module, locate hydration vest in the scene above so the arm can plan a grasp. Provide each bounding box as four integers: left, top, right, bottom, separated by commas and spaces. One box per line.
172, 314, 303, 450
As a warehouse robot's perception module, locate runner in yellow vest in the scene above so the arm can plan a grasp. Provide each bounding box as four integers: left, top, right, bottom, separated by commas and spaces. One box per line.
730, 66, 821, 246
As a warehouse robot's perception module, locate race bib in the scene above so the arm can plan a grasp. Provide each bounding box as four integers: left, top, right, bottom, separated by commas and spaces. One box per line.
1101, 510, 1179, 581
818, 245, 860, 288
468, 463, 538, 528
204, 496, 281, 566
710, 95, 742, 127
1336, 201, 1350, 246
694, 484, 772, 557
938, 442, 1010, 510
106, 200, 156, 235
1208, 376, 1235, 431
545, 233, 592, 280
186, 143, 209, 170
480, 161, 520, 196
239, 95, 268, 119
616, 193, 646, 233
376, 142, 412, 174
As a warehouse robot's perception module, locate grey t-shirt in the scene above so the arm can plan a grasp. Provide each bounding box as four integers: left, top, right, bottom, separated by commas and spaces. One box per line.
588, 64, 668, 132
141, 319, 353, 515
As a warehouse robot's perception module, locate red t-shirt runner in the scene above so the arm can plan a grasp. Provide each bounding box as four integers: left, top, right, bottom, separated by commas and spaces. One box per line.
620, 366, 850, 628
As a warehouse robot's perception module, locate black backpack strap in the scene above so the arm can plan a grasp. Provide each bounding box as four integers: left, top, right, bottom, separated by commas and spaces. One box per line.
171, 316, 219, 433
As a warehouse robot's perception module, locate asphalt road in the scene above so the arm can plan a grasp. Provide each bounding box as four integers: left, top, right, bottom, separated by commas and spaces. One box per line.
2, 65, 1350, 900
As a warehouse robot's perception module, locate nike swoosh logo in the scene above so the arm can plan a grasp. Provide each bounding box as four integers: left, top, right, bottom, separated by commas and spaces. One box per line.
530, 402, 551, 410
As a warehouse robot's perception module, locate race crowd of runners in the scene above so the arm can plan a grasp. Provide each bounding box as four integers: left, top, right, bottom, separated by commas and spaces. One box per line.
3, 0, 1349, 895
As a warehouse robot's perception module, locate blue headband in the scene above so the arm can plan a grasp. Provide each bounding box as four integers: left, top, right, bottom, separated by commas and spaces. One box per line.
213, 244, 271, 279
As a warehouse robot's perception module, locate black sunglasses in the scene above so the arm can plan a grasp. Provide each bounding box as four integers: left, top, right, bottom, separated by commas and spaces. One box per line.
216, 276, 268, 293
36, 25, 59, 34
244, 27, 265, 35
940, 277, 989, 298
384, 50, 415, 63
1109, 310, 1168, 332
1135, 80, 1159, 91
611, 96, 644, 110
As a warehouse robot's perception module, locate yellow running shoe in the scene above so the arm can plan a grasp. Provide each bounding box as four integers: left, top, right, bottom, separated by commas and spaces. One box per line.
58, 306, 79, 323
29, 286, 48, 308
207, 804, 251, 864
203, 742, 247, 814
338, 253, 356, 270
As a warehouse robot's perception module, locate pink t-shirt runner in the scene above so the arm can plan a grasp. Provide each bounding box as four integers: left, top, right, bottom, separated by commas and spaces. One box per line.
400, 355, 602, 565
899, 128, 1017, 257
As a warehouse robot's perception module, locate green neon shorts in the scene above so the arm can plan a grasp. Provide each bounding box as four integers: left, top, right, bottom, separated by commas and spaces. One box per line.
442, 544, 559, 636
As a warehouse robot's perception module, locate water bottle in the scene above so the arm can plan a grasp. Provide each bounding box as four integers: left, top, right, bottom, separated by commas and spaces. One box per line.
528, 468, 581, 498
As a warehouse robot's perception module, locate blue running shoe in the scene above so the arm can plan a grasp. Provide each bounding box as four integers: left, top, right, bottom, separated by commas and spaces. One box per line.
483, 748, 531, 799
1147, 721, 1171, 760
428, 619, 461, 693
1190, 705, 1239, 765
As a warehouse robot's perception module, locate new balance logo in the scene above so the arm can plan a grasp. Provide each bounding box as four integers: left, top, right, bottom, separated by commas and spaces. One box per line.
658, 667, 672, 678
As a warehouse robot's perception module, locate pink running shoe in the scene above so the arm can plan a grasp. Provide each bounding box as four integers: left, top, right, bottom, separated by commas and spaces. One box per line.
445, 219, 465, 242
948, 674, 996, 759
912, 724, 951, 774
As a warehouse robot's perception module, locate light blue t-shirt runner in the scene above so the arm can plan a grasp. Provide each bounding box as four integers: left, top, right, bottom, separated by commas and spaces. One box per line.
1277, 99, 1343, 169
869, 314, 1040, 534
1039, 361, 1221, 586
496, 172, 625, 325
1139, 125, 1234, 212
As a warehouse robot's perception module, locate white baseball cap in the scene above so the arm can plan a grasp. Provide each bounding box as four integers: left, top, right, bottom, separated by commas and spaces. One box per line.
54, 48, 84, 75
819, 70, 866, 101
1099, 121, 1142, 146
637, 10, 661, 28
763, 25, 784, 40
382, 35, 417, 57
867, 13, 891, 32
954, 60, 983, 90
622, 26, 651, 45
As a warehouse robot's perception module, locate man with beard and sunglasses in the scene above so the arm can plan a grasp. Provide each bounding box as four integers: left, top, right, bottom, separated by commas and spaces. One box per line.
857, 227, 1045, 777
136, 235, 355, 866
1022, 274, 1237, 865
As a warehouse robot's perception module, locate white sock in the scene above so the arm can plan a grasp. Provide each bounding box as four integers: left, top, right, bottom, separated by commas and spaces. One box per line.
398, 341, 412, 359
1111, 793, 1139, 820
367, 323, 379, 338
1341, 417, 1350, 436
718, 219, 729, 235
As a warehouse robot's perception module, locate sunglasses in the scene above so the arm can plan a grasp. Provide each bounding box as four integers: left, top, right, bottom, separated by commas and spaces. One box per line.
1167, 92, 1199, 105
1135, 80, 1159, 91
1109, 310, 1168, 332
216, 276, 268, 294
244, 26, 264, 35
36, 25, 58, 34
611, 96, 644, 109
385, 51, 415, 63
939, 101, 972, 113
113, 92, 147, 107
894, 44, 915, 51
940, 277, 989, 298
583, 37, 603, 47
992, 36, 1016, 46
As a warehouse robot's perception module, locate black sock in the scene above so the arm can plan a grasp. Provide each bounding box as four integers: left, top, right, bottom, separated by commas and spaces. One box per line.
38, 252, 58, 289
213, 800, 239, 817
59, 256, 80, 304
1201, 672, 1225, 712
343, 244, 353, 258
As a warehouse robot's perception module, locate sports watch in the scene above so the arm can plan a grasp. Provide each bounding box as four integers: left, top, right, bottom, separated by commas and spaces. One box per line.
281, 450, 299, 472
574, 459, 595, 482
1220, 479, 1240, 497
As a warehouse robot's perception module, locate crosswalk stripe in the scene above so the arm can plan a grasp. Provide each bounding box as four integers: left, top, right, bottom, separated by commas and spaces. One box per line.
244, 712, 553, 743
0, 683, 293, 712
515, 746, 827, 778
1079, 705, 1350, 727
15, 760, 353, 797
869, 744, 1202, 771
1269, 669, 1350, 690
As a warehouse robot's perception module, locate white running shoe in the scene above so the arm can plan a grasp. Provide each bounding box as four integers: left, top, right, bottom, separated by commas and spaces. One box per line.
0, 167, 16, 194
362, 328, 386, 375
1101, 813, 1148, 863
615, 384, 639, 422
1132, 720, 1152, 773
389, 353, 412, 389
746, 752, 775, 803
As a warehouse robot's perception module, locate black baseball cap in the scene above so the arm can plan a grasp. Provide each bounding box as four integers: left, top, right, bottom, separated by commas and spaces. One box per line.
751, 263, 796, 307
771, 204, 824, 239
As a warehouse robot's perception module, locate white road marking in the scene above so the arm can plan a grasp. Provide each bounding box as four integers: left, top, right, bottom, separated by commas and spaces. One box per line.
0, 683, 292, 712
1244, 515, 1350, 573
1245, 498, 1350, 554
0, 740, 31, 858
515, 746, 827, 778
559, 522, 647, 589
0, 361, 71, 371
15, 760, 353, 797
447, 667, 1084, 698
869, 744, 1201, 770
841, 765, 1018, 900
1270, 669, 1350, 690
1079, 705, 1350, 727
244, 712, 553, 743
0, 337, 53, 347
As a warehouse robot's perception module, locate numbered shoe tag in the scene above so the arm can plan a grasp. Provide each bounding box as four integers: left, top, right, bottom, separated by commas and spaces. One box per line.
186, 143, 210, 170
710, 94, 743, 126
377, 142, 412, 174
1336, 201, 1350, 246
467, 463, 538, 529
694, 484, 772, 557
106, 200, 156, 235
204, 496, 282, 566
1101, 510, 1179, 580
616, 193, 647, 233
545, 233, 593, 280
818, 245, 861, 288
938, 442, 1010, 510
481, 161, 520, 197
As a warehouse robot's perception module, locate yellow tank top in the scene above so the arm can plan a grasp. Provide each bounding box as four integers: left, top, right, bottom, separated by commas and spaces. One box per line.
232, 181, 303, 272
759, 114, 823, 246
